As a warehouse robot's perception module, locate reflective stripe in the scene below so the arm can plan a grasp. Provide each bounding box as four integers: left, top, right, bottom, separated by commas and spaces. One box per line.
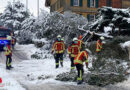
56, 63, 59, 65
5, 47, 11, 56
74, 51, 84, 64
84, 51, 88, 59
52, 41, 65, 53
56, 50, 64, 53
78, 40, 82, 49
80, 70, 82, 80
71, 54, 76, 57
77, 70, 82, 81
60, 60, 63, 62
7, 58, 11, 67
86, 59, 88, 63
77, 77, 82, 80
96, 40, 102, 52
71, 67, 75, 70
96, 49, 101, 51
74, 60, 83, 65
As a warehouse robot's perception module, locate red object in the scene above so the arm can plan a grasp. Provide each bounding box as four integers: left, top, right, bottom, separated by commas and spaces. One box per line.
74, 51, 88, 65
6, 45, 12, 56
0, 77, 2, 83
68, 43, 80, 57
77, 40, 83, 50
96, 40, 102, 52
52, 40, 65, 53
78, 35, 82, 40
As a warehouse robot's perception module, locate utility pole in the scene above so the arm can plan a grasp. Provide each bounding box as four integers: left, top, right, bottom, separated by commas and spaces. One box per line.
12, 0, 15, 31
26, 0, 28, 12
37, 0, 39, 19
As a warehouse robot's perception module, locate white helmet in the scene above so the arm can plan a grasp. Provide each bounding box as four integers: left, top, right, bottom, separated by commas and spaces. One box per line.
57, 35, 61, 38
73, 37, 78, 41
7, 36, 12, 40
100, 36, 105, 40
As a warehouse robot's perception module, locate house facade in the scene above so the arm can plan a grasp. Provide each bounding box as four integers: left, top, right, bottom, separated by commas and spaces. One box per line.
45, 0, 130, 21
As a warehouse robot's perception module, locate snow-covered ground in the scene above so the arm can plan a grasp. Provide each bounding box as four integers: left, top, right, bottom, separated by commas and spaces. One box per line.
0, 44, 79, 90
0, 67, 25, 90
0, 44, 130, 90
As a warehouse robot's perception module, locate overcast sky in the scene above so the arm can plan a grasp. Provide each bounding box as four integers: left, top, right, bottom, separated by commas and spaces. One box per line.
0, 0, 50, 16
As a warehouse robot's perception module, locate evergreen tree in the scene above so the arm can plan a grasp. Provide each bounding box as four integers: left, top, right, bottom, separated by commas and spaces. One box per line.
0, 1, 30, 30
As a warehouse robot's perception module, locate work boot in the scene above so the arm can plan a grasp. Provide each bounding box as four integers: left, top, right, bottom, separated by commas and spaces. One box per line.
6, 67, 11, 70
56, 65, 59, 69
10, 66, 14, 68
77, 80, 83, 85
60, 62, 63, 67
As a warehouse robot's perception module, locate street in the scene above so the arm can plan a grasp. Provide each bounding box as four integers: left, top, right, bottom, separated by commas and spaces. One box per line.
0, 44, 129, 90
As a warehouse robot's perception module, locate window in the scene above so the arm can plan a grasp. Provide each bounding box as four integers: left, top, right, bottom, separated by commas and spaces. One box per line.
106, 0, 112, 7
90, 0, 96, 7
73, 0, 79, 6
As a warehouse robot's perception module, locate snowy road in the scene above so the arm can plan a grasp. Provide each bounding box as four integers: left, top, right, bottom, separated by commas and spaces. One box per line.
0, 44, 130, 90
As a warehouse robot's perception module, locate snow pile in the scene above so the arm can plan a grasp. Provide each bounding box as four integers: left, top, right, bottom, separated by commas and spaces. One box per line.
0, 68, 25, 90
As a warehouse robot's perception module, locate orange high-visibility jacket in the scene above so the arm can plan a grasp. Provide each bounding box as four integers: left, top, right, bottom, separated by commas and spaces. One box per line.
52, 40, 65, 54
74, 51, 88, 65
78, 39, 83, 50
96, 40, 102, 52
5, 45, 12, 56
68, 43, 80, 57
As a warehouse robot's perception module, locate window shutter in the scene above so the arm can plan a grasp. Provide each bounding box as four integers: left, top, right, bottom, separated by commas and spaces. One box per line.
87, 0, 90, 7
80, 0, 83, 7
96, 0, 99, 8
71, 0, 74, 6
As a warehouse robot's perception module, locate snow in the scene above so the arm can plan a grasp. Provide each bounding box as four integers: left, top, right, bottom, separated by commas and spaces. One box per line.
104, 27, 112, 33
15, 43, 38, 59
0, 68, 25, 90
122, 41, 130, 48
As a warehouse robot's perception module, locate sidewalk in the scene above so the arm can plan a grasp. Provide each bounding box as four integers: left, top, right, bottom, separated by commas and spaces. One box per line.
0, 68, 25, 90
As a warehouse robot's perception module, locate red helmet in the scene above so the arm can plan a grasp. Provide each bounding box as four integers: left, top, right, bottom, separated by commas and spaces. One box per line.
78, 35, 82, 40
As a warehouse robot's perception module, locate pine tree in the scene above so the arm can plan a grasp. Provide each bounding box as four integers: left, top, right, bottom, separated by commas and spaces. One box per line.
0, 1, 30, 31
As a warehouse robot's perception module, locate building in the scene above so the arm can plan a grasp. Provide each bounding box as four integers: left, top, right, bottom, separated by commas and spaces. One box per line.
122, 0, 130, 8
45, 0, 130, 21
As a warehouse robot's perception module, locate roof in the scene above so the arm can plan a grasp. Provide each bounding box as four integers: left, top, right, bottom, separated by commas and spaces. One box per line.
45, 0, 51, 7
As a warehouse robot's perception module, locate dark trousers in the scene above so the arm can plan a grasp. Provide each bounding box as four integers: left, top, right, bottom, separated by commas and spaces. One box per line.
54, 53, 63, 68
6, 55, 12, 69
76, 64, 84, 81
70, 57, 75, 70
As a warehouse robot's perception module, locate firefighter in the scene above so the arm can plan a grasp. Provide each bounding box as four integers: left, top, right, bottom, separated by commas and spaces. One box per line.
78, 35, 84, 51
11, 37, 15, 49
74, 49, 89, 84
52, 35, 65, 68
96, 36, 104, 53
4, 36, 13, 70
68, 38, 80, 71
